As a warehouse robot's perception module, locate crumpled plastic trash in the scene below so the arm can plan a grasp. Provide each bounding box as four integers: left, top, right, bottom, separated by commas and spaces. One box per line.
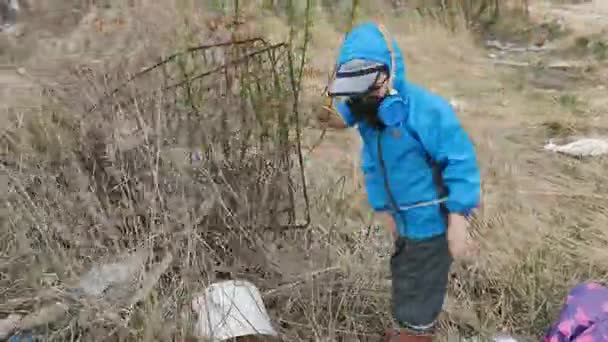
462, 334, 518, 342
77, 251, 146, 296
544, 138, 608, 157
492, 335, 518, 342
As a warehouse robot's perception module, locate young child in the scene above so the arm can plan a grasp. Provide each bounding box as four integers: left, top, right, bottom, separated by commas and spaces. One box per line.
318, 22, 481, 341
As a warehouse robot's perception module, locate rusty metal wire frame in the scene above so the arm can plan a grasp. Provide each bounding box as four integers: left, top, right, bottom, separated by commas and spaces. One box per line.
87, 37, 311, 231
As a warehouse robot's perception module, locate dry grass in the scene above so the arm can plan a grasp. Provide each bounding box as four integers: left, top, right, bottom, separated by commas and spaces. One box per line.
1, 0, 608, 341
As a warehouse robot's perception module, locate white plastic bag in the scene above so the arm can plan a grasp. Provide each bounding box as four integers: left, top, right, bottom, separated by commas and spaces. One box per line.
544, 138, 608, 157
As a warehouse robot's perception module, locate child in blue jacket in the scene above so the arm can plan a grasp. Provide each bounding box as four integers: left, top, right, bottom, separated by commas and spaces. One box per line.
319, 22, 481, 341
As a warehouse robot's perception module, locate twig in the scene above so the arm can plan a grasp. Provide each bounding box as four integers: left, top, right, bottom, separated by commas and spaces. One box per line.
485, 40, 552, 52
86, 41, 287, 124
490, 60, 531, 68
264, 266, 341, 297
165, 42, 286, 91
129, 253, 173, 306
87, 38, 270, 113
283, 0, 313, 231
305, 128, 328, 155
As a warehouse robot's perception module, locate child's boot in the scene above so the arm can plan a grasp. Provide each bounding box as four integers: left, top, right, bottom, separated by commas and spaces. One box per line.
384, 328, 433, 342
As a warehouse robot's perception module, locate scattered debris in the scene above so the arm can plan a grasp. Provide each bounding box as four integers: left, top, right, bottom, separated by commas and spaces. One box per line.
485, 39, 553, 53
77, 250, 147, 296
450, 98, 466, 112
544, 138, 608, 157
546, 60, 589, 71
0, 250, 174, 340
490, 59, 590, 71
192, 280, 278, 341
490, 60, 531, 68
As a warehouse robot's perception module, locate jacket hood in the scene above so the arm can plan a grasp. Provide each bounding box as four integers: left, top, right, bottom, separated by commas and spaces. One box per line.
336, 22, 408, 95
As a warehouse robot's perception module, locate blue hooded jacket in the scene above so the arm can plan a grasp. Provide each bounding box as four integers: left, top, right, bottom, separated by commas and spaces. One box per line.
334, 22, 481, 239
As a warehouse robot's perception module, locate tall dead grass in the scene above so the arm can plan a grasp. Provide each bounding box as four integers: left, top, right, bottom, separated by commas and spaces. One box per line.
1, 1, 325, 340
2, 0, 608, 341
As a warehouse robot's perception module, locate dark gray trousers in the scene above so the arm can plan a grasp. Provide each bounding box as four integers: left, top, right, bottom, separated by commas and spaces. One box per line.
390, 233, 452, 333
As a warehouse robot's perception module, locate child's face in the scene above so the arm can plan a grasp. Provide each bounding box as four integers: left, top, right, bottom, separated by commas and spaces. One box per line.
368, 71, 390, 99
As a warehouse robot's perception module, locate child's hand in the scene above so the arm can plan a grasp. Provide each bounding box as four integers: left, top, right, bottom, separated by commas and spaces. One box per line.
447, 213, 477, 259
316, 106, 348, 129
377, 211, 397, 238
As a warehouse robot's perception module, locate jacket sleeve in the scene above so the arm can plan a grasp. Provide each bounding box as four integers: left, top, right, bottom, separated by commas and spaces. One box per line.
408, 98, 481, 215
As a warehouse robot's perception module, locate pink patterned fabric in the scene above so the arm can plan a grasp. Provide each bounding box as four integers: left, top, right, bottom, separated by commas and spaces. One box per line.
544, 282, 608, 342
